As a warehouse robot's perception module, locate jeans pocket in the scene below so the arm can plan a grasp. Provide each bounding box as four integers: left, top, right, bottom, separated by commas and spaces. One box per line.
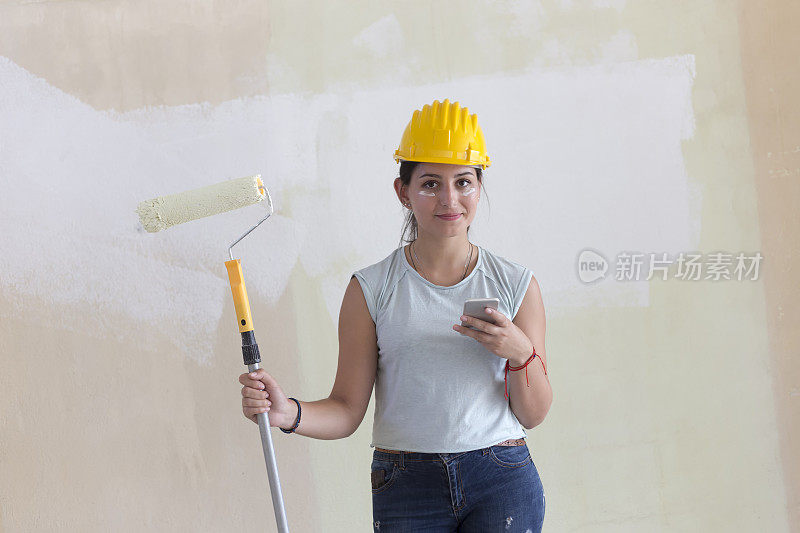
371, 461, 399, 494
488, 445, 532, 468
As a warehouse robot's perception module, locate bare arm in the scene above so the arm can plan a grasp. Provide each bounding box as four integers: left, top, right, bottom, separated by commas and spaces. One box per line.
327, 275, 379, 436
508, 275, 552, 429
240, 275, 377, 439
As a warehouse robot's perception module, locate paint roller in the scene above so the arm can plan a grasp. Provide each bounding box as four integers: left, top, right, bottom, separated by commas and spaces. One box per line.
136, 175, 289, 533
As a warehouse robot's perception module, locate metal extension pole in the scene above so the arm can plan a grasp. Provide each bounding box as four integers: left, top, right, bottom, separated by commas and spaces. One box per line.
224, 194, 289, 532
249, 360, 289, 533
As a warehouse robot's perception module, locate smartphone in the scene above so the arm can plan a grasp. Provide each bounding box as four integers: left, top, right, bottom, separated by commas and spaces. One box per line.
461, 298, 500, 329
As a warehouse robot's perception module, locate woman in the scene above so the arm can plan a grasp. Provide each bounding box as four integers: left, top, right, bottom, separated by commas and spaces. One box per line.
239, 99, 552, 532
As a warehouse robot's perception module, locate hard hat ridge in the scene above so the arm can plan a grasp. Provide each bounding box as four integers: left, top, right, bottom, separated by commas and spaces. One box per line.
394, 98, 491, 169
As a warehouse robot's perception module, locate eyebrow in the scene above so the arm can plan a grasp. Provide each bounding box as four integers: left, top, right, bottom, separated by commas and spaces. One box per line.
417, 172, 475, 179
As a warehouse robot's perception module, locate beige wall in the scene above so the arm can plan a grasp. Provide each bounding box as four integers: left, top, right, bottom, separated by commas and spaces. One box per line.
739, 0, 800, 528
0, 1, 797, 531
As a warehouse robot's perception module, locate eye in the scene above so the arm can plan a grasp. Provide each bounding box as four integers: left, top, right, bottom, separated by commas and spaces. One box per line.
422, 179, 472, 188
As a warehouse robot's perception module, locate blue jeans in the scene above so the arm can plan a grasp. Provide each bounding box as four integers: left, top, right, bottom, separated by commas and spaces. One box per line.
371, 444, 545, 532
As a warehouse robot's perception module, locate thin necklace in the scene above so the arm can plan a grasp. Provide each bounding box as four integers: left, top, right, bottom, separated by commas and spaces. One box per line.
410, 240, 473, 282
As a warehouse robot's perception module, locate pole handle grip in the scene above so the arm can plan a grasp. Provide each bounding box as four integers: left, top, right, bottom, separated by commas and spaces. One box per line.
225, 259, 255, 333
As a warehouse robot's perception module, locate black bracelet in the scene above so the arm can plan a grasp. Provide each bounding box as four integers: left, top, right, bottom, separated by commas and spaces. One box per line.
280, 397, 301, 434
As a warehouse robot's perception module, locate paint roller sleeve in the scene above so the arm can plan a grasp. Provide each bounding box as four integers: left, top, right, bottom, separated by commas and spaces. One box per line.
136, 174, 269, 232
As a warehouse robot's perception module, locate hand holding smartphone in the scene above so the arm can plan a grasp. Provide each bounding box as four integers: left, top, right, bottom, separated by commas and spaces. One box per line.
461, 297, 500, 330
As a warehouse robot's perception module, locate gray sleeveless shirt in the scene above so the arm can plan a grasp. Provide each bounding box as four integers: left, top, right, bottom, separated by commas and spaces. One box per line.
352, 244, 533, 453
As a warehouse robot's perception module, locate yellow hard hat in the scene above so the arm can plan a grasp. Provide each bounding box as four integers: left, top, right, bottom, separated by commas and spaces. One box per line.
394, 99, 491, 169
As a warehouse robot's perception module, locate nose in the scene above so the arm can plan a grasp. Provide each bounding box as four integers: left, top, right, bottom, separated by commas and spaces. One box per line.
438, 183, 459, 207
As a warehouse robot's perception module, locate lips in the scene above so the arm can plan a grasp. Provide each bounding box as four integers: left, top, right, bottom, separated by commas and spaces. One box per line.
436, 214, 462, 220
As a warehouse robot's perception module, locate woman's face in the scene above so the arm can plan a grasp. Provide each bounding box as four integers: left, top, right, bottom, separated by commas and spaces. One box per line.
400, 162, 481, 236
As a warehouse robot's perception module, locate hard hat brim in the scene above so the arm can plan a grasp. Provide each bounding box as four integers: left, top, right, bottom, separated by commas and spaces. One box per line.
393, 154, 491, 170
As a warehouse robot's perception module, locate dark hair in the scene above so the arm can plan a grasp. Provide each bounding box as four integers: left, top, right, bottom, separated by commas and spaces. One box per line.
397, 160, 489, 249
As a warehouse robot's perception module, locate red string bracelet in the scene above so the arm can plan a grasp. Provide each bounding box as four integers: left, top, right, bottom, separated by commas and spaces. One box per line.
504, 346, 547, 400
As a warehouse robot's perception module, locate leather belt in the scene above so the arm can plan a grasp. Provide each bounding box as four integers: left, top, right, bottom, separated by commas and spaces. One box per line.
375, 438, 526, 454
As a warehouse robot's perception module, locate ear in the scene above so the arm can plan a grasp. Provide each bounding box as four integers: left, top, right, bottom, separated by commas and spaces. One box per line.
393, 177, 405, 201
